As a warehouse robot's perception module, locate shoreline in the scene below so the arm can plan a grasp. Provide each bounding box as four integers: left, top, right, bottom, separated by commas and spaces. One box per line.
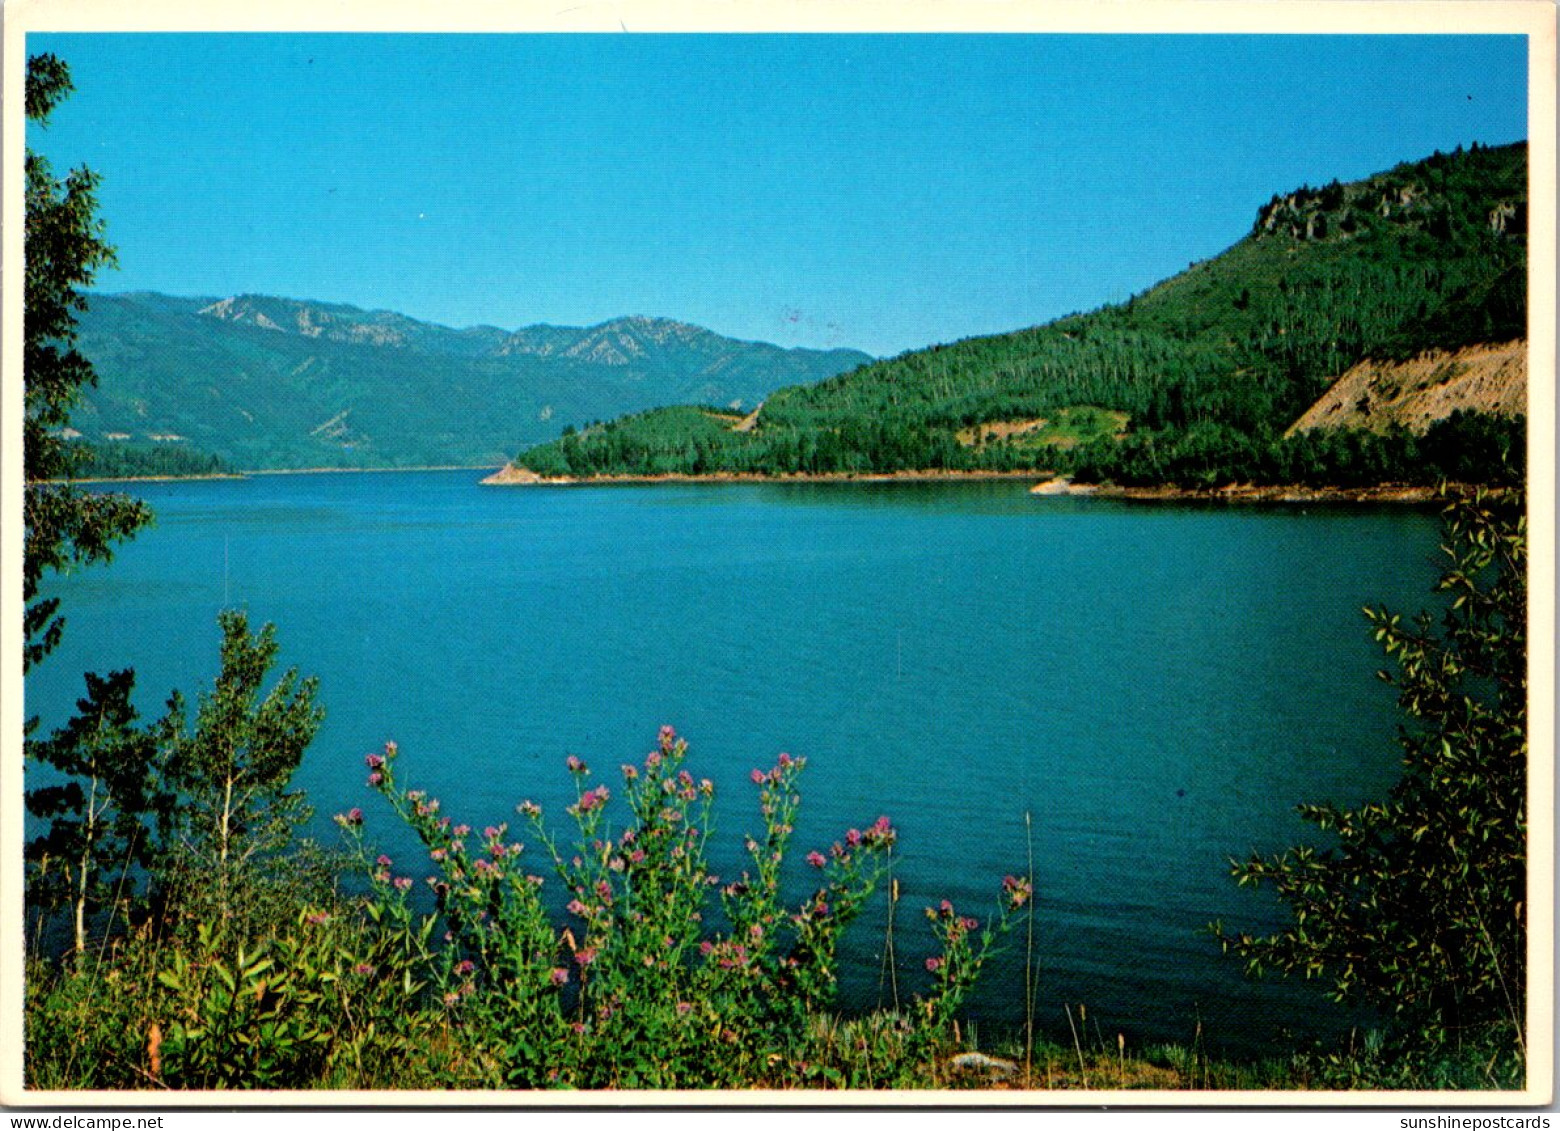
51, 464, 503, 485
480, 464, 1480, 503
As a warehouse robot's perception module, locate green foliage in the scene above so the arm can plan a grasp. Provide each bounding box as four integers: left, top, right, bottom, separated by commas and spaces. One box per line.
1216, 489, 1526, 1056
514, 143, 1527, 488
68, 439, 232, 480
161, 611, 324, 907
24, 54, 151, 671
25, 670, 175, 956
338, 729, 1025, 1088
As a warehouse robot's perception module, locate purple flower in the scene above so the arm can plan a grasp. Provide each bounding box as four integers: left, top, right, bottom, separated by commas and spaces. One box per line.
845, 828, 862, 847
749, 768, 765, 785
365, 753, 385, 769
367, 772, 383, 786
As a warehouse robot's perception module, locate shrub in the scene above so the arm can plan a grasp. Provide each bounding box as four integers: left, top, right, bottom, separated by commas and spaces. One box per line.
342, 727, 1026, 1088
1216, 488, 1526, 1063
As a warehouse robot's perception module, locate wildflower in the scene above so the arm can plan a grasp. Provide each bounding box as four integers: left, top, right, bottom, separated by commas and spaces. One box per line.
384, 742, 397, 759
778, 751, 793, 767
354, 963, 376, 976
566, 899, 589, 917
806, 851, 827, 868
621, 763, 638, 780
676, 1001, 692, 1016
700, 778, 714, 796
646, 750, 662, 770
407, 790, 426, 803
608, 856, 624, 872
430, 848, 446, 862
376, 854, 392, 868
484, 825, 502, 840
749, 923, 764, 941
334, 808, 363, 828
443, 991, 460, 1006
456, 960, 475, 975
750, 768, 765, 785
699, 940, 714, 957
1002, 874, 1034, 909
394, 876, 414, 892
517, 800, 541, 818
925, 957, 944, 973
574, 947, 598, 967
566, 755, 586, 775
961, 916, 979, 931
367, 772, 383, 786
453, 823, 470, 837
305, 911, 330, 925
845, 828, 862, 847
628, 849, 646, 865
365, 753, 385, 769
550, 967, 569, 987
659, 724, 677, 750
572, 1022, 587, 1036
527, 874, 545, 887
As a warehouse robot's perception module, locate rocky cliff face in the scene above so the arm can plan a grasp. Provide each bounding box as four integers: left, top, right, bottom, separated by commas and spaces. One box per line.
1286, 340, 1526, 436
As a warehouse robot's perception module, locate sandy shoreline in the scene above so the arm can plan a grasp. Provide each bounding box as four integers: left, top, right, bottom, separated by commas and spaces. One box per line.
480, 464, 1473, 503
52, 464, 503, 485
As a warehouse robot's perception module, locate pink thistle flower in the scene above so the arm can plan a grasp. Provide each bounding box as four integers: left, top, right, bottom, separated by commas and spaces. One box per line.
574, 947, 598, 967
518, 800, 541, 818
566, 755, 586, 775
629, 849, 646, 864
621, 764, 638, 780
659, 724, 676, 750
430, 848, 446, 861
376, 854, 392, 868
778, 751, 793, 767
1002, 874, 1034, 908
676, 1001, 692, 1015
925, 957, 945, 973
699, 940, 714, 957
365, 753, 385, 769
551, 967, 570, 986
527, 874, 545, 887
394, 876, 414, 892
646, 750, 662, 769
367, 772, 383, 786
305, 911, 330, 925
749, 768, 765, 785
700, 778, 714, 796
406, 790, 425, 803
454, 824, 470, 837
456, 960, 475, 975
566, 899, 589, 917
355, 963, 377, 976
845, 828, 862, 847
806, 850, 827, 868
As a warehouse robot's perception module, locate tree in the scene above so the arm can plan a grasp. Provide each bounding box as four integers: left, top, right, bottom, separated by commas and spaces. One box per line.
1216, 488, 1527, 1052
161, 612, 324, 885
24, 669, 174, 956
24, 52, 151, 673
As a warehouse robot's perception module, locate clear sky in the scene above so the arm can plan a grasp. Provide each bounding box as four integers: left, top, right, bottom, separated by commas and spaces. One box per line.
27, 33, 1528, 357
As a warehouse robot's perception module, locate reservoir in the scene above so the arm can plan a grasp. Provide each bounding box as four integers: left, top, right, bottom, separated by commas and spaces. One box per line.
26, 471, 1445, 1059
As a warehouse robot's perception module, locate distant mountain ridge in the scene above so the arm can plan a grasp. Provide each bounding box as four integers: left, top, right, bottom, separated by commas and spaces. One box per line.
69, 293, 872, 470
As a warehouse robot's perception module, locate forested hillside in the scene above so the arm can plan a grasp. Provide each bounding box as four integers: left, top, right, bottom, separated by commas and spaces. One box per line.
68, 294, 872, 471
512, 143, 1526, 486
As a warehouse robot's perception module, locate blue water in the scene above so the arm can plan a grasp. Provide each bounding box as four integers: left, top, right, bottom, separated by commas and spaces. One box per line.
26, 471, 1445, 1059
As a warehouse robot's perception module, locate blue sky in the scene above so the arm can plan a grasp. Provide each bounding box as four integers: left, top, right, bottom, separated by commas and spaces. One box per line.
28, 33, 1528, 356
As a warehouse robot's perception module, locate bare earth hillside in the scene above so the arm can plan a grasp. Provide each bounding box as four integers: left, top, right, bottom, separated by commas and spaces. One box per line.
1287, 340, 1526, 436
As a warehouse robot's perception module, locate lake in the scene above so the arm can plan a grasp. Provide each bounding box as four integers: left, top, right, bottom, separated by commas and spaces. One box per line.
25, 471, 1446, 1059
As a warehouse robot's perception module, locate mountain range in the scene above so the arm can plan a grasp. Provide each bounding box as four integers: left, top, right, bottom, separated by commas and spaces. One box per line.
68, 293, 873, 470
